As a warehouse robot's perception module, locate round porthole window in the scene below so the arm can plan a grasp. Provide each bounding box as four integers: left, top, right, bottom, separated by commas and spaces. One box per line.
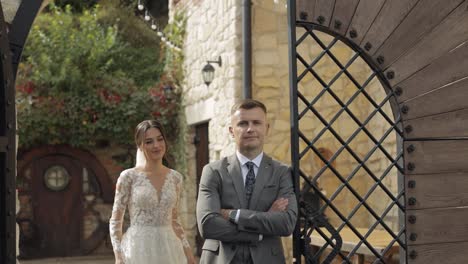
44, 165, 70, 191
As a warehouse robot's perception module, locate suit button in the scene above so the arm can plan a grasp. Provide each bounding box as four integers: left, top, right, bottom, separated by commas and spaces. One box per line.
231, 245, 236, 250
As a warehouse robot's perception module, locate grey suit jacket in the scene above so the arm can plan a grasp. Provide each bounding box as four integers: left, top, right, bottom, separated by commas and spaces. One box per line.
196, 154, 298, 264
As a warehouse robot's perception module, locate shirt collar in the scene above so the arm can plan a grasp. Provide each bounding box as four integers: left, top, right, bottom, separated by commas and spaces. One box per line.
236, 151, 263, 168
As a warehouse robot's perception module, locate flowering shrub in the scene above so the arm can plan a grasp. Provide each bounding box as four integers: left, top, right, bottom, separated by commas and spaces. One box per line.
16, 4, 181, 150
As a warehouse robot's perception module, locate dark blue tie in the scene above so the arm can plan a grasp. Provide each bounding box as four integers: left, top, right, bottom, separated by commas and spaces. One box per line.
245, 161, 256, 205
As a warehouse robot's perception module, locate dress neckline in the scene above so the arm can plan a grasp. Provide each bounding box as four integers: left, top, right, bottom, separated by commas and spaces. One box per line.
134, 168, 173, 203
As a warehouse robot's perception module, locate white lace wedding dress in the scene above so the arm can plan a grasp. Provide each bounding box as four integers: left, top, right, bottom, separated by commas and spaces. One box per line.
109, 168, 190, 264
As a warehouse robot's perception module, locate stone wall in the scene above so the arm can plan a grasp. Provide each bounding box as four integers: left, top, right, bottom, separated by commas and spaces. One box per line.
171, 0, 244, 253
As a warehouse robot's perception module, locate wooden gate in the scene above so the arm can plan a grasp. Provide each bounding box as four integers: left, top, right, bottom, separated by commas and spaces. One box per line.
288, 1, 468, 263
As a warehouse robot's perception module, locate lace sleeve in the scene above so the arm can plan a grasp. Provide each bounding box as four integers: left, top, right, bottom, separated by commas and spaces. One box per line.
109, 170, 131, 261
172, 174, 191, 250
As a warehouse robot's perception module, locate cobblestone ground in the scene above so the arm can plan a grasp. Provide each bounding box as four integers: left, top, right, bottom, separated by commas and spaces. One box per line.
18, 255, 114, 264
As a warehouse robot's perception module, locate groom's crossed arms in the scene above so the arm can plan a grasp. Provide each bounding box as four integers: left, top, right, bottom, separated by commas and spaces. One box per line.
196, 163, 298, 243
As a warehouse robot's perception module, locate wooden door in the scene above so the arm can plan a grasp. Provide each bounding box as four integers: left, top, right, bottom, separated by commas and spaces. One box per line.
194, 122, 209, 256
31, 155, 82, 257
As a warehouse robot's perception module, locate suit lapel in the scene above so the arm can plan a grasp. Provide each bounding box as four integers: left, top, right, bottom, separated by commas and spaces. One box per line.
226, 155, 247, 209
249, 155, 272, 210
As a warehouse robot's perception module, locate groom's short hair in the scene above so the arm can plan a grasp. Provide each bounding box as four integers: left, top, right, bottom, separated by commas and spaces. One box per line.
231, 99, 267, 115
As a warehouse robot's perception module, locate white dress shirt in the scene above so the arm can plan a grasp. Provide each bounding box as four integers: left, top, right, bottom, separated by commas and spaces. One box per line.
236, 151, 263, 184
234, 151, 264, 241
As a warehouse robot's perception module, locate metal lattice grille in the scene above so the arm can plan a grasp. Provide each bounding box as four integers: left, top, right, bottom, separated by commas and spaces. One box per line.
292, 24, 406, 264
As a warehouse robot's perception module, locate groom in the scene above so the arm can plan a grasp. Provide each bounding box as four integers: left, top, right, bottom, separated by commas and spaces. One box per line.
196, 99, 298, 264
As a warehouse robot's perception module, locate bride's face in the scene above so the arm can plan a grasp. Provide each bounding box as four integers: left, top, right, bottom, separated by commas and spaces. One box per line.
141, 127, 166, 162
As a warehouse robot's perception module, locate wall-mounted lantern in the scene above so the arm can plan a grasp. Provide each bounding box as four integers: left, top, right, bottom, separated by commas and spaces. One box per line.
201, 56, 222, 86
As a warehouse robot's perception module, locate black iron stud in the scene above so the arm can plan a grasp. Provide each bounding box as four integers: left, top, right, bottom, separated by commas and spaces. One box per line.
408, 180, 416, 189
317, 16, 325, 24
349, 29, 357, 38
408, 197, 417, 206
334, 20, 342, 29
407, 144, 415, 153
409, 250, 418, 259
407, 162, 415, 171
409, 233, 418, 241
408, 215, 417, 224
394, 87, 403, 96
401, 105, 409, 114
364, 42, 372, 51
404, 125, 413, 133
386, 71, 395, 79
299, 11, 308, 20
377, 56, 384, 64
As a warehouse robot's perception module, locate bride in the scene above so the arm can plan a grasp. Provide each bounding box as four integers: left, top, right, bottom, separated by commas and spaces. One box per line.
109, 120, 195, 264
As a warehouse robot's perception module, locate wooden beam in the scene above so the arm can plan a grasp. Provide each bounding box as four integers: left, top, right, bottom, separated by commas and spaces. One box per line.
330, 0, 360, 36
374, 0, 464, 69
296, 0, 316, 23
403, 107, 468, 139
346, 0, 385, 46
408, 241, 468, 264
404, 140, 468, 174
313, 0, 336, 28
386, 1, 468, 85
406, 172, 468, 209
406, 207, 468, 245
400, 77, 468, 120
395, 41, 468, 102
361, 0, 419, 56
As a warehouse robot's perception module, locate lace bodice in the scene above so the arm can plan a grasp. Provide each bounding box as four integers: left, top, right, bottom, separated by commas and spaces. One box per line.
109, 168, 190, 261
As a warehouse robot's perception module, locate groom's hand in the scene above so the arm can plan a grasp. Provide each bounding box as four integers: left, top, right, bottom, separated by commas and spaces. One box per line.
268, 197, 289, 212
220, 209, 231, 220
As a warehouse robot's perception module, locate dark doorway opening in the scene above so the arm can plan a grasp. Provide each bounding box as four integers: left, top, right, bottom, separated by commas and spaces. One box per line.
193, 122, 209, 256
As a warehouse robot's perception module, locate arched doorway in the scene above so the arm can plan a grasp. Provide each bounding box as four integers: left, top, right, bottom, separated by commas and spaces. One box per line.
16, 145, 113, 259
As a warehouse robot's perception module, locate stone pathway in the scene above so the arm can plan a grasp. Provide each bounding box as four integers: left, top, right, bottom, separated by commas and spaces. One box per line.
18, 255, 114, 264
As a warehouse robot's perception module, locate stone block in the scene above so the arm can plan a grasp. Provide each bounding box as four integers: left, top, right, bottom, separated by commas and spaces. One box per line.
255, 33, 278, 49
254, 50, 280, 66
256, 86, 280, 99
254, 67, 274, 77
253, 8, 277, 32
254, 76, 280, 88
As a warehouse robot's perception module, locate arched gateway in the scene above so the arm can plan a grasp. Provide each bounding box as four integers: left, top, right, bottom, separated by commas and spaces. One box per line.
288, 1, 468, 263
1, 0, 468, 263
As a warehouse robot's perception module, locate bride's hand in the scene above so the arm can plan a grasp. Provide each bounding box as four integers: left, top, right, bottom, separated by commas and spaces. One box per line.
115, 256, 125, 264
184, 248, 196, 264
187, 256, 196, 264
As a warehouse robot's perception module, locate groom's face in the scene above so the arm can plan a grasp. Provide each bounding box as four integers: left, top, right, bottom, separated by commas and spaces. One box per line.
230, 107, 269, 154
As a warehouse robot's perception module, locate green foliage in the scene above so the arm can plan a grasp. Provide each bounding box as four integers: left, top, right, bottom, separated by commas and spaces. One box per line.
158, 10, 188, 172
161, 10, 186, 84
53, 0, 99, 12
97, 0, 163, 49
16, 4, 181, 154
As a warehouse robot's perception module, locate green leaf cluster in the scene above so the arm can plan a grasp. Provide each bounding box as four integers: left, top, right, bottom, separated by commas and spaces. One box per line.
16, 3, 181, 153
